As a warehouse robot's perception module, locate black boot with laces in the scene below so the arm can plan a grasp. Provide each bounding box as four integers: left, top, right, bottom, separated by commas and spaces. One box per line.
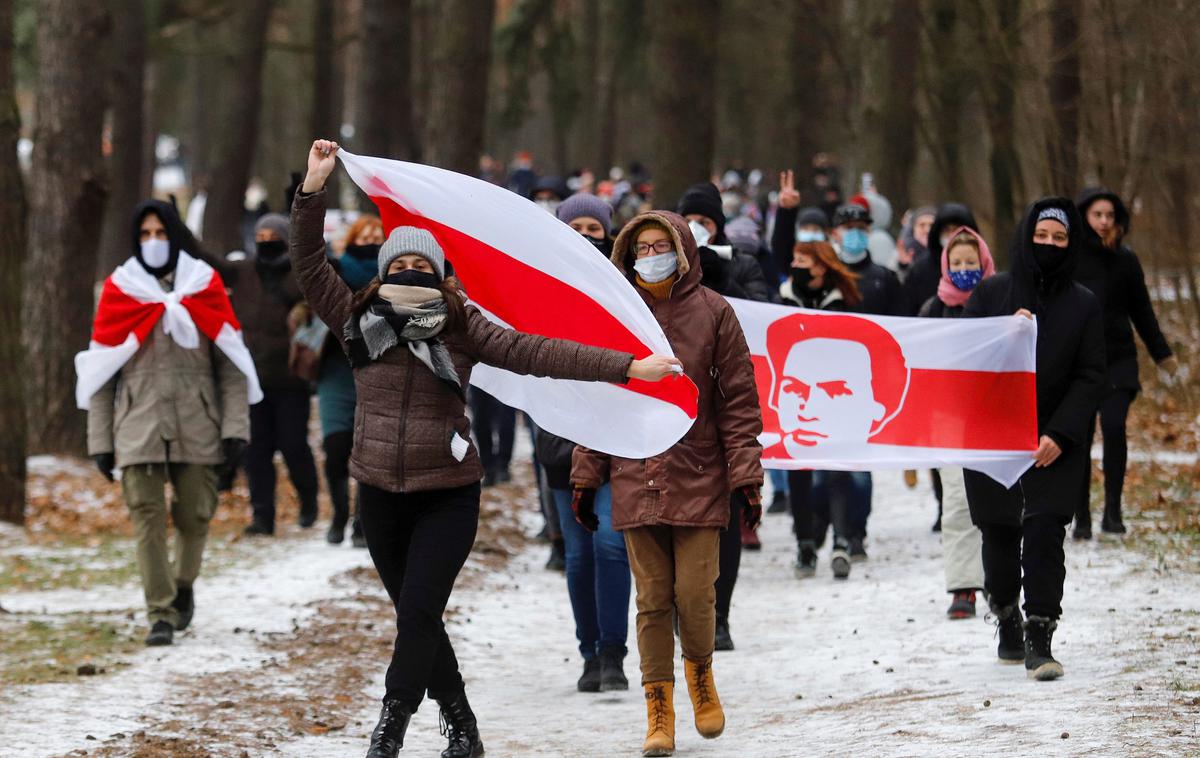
988, 601, 1024, 663
1024, 616, 1064, 681
366, 698, 412, 758
437, 689, 484, 758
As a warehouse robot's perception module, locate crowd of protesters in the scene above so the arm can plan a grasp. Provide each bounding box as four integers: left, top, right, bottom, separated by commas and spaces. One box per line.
80, 137, 1177, 758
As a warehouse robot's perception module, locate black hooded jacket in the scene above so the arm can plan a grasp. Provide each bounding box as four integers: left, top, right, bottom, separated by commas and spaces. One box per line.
962, 198, 1106, 522
848, 256, 906, 316
132, 199, 189, 278
1073, 187, 1172, 390
903, 203, 978, 316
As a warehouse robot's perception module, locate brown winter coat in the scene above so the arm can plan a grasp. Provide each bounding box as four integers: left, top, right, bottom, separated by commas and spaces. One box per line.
572, 211, 763, 530
87, 285, 251, 467
290, 188, 636, 494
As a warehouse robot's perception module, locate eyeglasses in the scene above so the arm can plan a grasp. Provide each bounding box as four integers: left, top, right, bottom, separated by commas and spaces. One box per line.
634, 240, 674, 256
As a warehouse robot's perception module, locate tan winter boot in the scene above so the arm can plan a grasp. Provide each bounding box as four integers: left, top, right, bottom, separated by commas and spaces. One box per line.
642, 681, 675, 757
684, 656, 725, 739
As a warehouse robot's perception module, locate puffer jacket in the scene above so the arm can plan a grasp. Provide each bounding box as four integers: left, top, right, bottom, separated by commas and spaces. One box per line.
87, 284, 250, 467
290, 189, 635, 494
572, 211, 764, 530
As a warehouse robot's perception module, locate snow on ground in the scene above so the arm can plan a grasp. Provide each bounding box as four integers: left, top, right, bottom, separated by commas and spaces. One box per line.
1, 536, 373, 756
280, 469, 1200, 757
3, 461, 1198, 757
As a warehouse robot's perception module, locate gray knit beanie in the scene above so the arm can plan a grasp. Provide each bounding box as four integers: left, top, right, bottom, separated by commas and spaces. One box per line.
254, 213, 290, 240
556, 192, 613, 234
378, 226, 446, 279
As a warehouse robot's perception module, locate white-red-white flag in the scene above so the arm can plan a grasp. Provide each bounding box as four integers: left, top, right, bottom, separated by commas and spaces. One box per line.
336, 150, 699, 459
727, 298, 1038, 486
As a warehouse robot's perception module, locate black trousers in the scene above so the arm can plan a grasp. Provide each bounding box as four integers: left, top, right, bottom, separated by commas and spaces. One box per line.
323, 431, 361, 530
468, 388, 516, 475
359, 481, 481, 711
1075, 388, 1136, 528
715, 491, 743, 624
978, 512, 1071, 619
246, 387, 320, 527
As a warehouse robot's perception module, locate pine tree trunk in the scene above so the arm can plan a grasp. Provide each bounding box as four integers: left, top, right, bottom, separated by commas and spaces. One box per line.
878, 0, 920, 220
649, 0, 720, 210
200, 0, 273, 255
424, 0, 495, 175
974, 0, 1023, 262
312, 0, 340, 204
923, 0, 967, 199
23, 0, 110, 455
358, 0, 414, 162
0, 0, 27, 523
1046, 0, 1081, 195
96, 0, 146, 276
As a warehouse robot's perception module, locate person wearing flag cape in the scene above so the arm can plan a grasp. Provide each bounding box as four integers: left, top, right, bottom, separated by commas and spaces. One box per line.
292, 139, 682, 758
77, 199, 260, 648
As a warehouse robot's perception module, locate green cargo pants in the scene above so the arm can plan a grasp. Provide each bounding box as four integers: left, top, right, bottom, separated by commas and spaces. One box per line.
121, 463, 217, 626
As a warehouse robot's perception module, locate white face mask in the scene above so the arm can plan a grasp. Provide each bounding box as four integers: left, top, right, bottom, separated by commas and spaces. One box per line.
141, 238, 170, 269
536, 199, 561, 214
688, 220, 712, 248
633, 251, 679, 283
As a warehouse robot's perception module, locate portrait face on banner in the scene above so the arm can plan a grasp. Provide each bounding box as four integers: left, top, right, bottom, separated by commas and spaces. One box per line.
766, 312, 909, 456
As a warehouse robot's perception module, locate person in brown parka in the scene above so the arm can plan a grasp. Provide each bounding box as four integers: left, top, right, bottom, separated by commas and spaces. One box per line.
572, 211, 764, 757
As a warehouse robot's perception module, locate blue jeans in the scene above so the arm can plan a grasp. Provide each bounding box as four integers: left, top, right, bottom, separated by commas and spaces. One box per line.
768, 469, 789, 496
811, 470, 872, 547
553, 485, 630, 659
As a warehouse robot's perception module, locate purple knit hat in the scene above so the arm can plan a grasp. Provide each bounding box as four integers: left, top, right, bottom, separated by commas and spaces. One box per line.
555, 193, 613, 234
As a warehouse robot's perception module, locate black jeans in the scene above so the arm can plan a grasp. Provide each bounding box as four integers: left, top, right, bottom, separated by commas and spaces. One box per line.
246, 387, 320, 527
468, 388, 516, 475
978, 512, 1071, 619
1075, 388, 1136, 527
715, 491, 743, 624
359, 481, 481, 711
323, 431, 361, 531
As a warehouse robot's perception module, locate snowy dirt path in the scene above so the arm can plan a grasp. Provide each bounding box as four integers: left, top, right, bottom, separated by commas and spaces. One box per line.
3, 462, 1198, 757
280, 469, 1200, 758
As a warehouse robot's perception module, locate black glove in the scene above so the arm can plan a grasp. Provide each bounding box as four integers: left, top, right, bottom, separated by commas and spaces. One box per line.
572, 488, 599, 532
740, 486, 763, 529
92, 453, 115, 482
221, 438, 247, 478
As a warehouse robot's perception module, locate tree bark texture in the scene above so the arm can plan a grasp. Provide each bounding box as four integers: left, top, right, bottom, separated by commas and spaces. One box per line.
1046, 0, 1081, 195
424, 0, 496, 175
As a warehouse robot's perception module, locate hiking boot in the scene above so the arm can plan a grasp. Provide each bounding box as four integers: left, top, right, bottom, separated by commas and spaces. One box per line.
1100, 505, 1127, 534
577, 657, 602, 693
599, 646, 629, 691
683, 656, 724, 739
366, 698, 413, 758
145, 620, 174, 646
545, 538, 565, 571
767, 490, 788, 514
988, 601, 1024, 664
903, 469, 918, 489
793, 542, 817, 579
831, 546, 851, 579
848, 537, 868, 562
171, 585, 194, 631
298, 499, 318, 529
740, 520, 762, 551
494, 468, 512, 485
947, 590, 977, 620
437, 689, 484, 758
327, 476, 350, 544
1025, 616, 1064, 681
351, 518, 367, 549
1072, 516, 1092, 540
642, 681, 675, 757
714, 618, 734, 652
243, 519, 273, 537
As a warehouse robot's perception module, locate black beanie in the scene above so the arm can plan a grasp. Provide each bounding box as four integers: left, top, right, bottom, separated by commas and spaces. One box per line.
676, 182, 726, 235
797, 206, 830, 229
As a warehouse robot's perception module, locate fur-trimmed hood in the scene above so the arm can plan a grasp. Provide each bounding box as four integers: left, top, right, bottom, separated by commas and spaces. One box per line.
611, 210, 700, 298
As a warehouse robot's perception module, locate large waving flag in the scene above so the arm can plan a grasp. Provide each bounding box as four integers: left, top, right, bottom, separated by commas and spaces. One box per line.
337, 149, 698, 459
75, 252, 264, 409
726, 298, 1038, 486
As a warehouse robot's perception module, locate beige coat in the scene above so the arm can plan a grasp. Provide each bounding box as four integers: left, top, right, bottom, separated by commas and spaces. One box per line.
87, 303, 250, 466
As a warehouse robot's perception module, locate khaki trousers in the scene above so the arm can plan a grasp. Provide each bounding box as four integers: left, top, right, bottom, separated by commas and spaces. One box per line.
624, 525, 720, 684
122, 463, 217, 625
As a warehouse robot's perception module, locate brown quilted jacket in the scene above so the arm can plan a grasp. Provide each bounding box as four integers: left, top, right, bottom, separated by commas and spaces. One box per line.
290, 189, 635, 494
572, 211, 764, 530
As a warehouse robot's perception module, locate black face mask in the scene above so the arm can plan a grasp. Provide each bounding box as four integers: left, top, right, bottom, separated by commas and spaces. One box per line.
383, 269, 441, 290
257, 239, 287, 259
345, 243, 381, 261
584, 234, 612, 257
790, 265, 815, 291
1031, 242, 1064, 273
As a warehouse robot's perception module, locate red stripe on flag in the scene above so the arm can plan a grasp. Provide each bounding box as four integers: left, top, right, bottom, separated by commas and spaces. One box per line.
753, 356, 1037, 451
366, 189, 698, 419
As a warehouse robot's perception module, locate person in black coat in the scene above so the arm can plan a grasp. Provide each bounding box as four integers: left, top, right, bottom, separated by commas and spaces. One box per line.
963, 197, 1106, 682
902, 203, 979, 316
1072, 187, 1176, 537
677, 182, 773, 303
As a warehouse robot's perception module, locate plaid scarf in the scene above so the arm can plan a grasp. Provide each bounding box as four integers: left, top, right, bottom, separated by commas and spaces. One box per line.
344, 284, 462, 398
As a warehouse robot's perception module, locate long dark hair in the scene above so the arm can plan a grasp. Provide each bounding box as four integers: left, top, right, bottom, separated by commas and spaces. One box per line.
795, 241, 862, 307
349, 275, 468, 332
